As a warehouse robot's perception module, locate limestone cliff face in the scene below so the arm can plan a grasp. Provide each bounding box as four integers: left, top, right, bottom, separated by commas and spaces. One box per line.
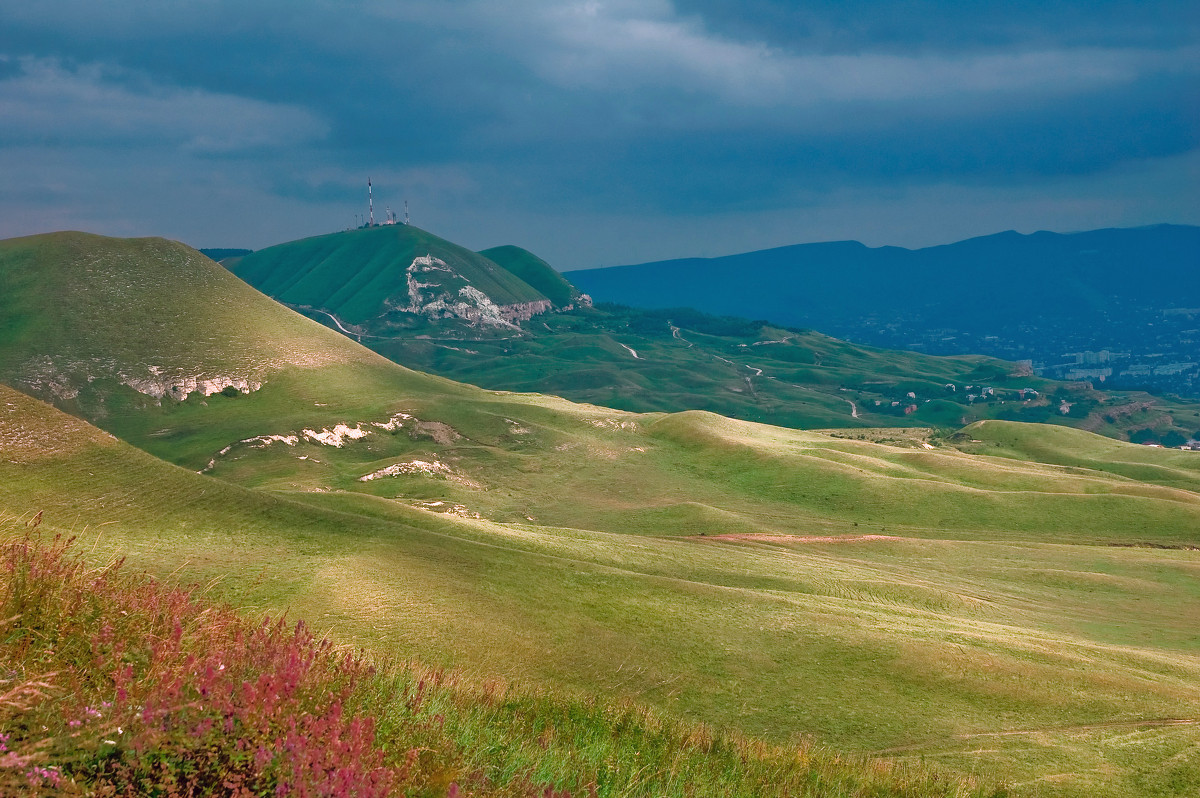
18, 355, 264, 404
384, 255, 554, 329
120, 371, 263, 400
499, 299, 554, 323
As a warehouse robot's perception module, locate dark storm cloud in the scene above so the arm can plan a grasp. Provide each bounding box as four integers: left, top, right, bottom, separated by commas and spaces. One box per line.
673, 0, 1200, 54
0, 0, 1195, 265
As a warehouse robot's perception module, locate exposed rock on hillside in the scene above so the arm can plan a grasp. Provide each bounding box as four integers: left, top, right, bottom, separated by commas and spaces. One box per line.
386, 255, 554, 329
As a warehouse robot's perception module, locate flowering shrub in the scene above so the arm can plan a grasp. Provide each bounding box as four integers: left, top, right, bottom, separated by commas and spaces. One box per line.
0, 534, 392, 797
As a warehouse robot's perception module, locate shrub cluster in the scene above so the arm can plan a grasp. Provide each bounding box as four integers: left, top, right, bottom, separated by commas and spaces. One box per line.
0, 534, 390, 796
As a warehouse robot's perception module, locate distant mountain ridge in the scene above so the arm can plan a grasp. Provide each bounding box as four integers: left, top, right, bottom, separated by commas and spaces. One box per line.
567, 225, 1200, 394
568, 225, 1199, 325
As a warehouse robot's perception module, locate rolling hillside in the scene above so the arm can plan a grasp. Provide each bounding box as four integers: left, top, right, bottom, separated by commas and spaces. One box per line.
2, 231, 1200, 796
479, 244, 581, 307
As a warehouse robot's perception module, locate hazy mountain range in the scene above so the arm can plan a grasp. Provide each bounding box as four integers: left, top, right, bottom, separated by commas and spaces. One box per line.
568, 225, 1200, 396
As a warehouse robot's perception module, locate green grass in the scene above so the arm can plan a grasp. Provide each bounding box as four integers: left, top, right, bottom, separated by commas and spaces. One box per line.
230, 225, 547, 326
480, 244, 579, 307
0, 530, 1000, 798
3, 231, 1200, 796
4, 382, 1199, 797
221, 227, 1200, 443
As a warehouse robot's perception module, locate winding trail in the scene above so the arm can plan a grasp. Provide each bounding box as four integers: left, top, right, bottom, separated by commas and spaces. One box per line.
308, 308, 368, 341
669, 323, 695, 348
694, 533, 900, 544
667, 324, 696, 348
618, 342, 640, 359
845, 399, 859, 418
873, 718, 1199, 756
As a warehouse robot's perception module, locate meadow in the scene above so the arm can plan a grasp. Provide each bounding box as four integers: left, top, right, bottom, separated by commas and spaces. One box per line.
1, 232, 1198, 796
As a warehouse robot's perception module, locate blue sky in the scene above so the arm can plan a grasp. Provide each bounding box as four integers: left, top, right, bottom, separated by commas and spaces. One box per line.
1, 0, 1196, 268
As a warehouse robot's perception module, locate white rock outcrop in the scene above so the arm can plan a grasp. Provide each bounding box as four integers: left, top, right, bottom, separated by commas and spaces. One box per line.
121, 368, 263, 400
359, 459, 451, 481
387, 254, 552, 328
302, 424, 370, 447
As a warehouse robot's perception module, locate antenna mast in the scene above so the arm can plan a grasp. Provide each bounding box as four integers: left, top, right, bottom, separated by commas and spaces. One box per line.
404, 200, 410, 225
368, 178, 374, 226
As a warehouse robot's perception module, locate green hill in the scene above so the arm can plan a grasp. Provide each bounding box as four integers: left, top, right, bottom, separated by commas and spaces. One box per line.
3, 231, 1200, 796
230, 225, 551, 334
0, 231, 407, 414
479, 244, 580, 307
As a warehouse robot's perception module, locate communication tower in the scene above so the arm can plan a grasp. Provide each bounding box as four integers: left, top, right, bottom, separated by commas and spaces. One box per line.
368, 178, 374, 226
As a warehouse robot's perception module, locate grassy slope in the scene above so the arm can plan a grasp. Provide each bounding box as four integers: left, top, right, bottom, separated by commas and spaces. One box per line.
227, 229, 1196, 442
367, 301, 1075, 431
958, 419, 1200, 487
230, 225, 546, 325
369, 303, 1200, 442
1, 525, 997, 798
480, 244, 578, 306
0, 231, 398, 401
3, 384, 1199, 797
3, 232, 1200, 795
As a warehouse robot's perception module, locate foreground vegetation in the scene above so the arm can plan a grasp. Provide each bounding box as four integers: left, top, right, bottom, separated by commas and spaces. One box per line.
0, 530, 998, 797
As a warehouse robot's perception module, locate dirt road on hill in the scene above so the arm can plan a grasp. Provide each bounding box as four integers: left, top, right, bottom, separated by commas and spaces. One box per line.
693, 533, 901, 544
873, 717, 1199, 755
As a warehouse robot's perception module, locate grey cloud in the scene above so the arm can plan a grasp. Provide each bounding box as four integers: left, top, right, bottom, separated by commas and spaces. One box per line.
0, 0, 1194, 265
0, 56, 328, 152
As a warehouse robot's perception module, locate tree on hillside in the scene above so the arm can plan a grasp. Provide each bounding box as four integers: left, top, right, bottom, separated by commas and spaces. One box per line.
1129, 428, 1158, 444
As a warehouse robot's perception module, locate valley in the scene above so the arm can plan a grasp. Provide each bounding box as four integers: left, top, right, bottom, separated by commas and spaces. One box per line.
1, 231, 1198, 796
227, 225, 1200, 445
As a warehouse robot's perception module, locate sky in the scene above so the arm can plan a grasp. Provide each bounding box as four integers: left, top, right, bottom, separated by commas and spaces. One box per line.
0, 0, 1196, 269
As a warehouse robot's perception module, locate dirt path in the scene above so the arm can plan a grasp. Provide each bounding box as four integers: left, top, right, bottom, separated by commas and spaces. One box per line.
845, 398, 859, 418
873, 718, 1199, 755
617, 342, 640, 359
669, 324, 695, 348
310, 308, 367, 340
693, 533, 901, 544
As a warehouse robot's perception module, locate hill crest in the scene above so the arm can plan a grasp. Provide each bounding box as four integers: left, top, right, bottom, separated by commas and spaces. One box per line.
0, 231, 392, 410
230, 225, 565, 335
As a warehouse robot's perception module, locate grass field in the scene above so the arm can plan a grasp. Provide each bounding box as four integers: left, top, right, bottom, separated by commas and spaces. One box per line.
238, 230, 1200, 443
2, 232, 1199, 796
0, 529, 1001, 797
4, 379, 1198, 796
